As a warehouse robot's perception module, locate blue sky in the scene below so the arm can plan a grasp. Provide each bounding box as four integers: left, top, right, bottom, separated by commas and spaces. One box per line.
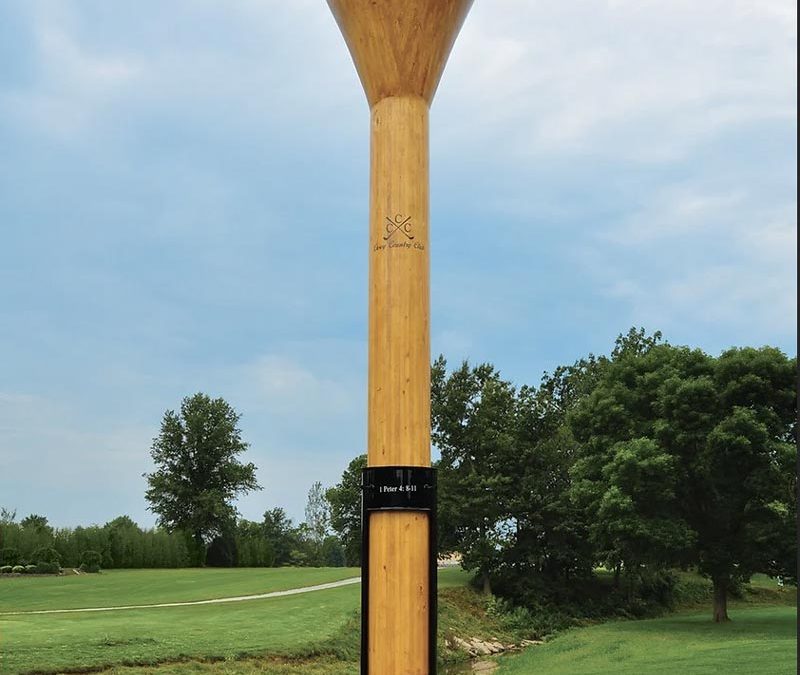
0, 0, 796, 529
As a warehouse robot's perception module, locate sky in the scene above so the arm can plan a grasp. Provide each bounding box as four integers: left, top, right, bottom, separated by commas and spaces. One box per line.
0, 0, 796, 529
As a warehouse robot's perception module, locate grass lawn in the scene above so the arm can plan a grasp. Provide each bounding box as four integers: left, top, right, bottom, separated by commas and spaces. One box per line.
497, 605, 798, 675
1, 582, 360, 673
0, 567, 359, 612
0, 567, 470, 674
1, 567, 792, 674
107, 657, 360, 675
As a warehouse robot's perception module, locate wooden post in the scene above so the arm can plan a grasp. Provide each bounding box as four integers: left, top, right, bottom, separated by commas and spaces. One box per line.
325, 2, 473, 673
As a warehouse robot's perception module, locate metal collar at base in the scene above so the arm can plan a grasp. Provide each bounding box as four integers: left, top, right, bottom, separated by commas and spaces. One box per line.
360, 466, 438, 674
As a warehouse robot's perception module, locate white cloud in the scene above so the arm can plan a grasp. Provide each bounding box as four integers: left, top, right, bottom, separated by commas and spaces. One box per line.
0, 391, 154, 524
596, 182, 796, 336
1, 4, 142, 141
247, 354, 355, 417
607, 185, 747, 244
437, 0, 796, 162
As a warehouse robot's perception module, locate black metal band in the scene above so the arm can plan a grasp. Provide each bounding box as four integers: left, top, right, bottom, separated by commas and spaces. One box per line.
363, 466, 436, 511
361, 466, 437, 674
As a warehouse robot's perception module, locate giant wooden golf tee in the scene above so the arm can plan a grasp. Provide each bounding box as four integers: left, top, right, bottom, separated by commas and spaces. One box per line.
325, 1, 474, 673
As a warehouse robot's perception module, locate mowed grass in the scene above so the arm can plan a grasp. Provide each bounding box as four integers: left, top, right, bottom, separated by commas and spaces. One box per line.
1, 582, 358, 674
0, 567, 359, 612
0, 568, 469, 674
498, 605, 798, 675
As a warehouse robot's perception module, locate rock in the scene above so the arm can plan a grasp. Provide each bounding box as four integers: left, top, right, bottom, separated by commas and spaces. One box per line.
451, 636, 479, 656
470, 639, 493, 656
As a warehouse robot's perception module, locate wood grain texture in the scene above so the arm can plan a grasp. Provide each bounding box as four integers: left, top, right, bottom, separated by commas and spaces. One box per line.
368, 94, 430, 675
368, 95, 430, 469
368, 511, 429, 674
325, 2, 473, 672
326, 0, 473, 106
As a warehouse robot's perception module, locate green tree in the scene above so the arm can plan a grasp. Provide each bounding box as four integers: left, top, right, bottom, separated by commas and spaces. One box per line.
570, 343, 796, 621
498, 357, 604, 594
432, 357, 518, 594
573, 438, 694, 589
104, 516, 142, 568
287, 522, 320, 566
326, 454, 366, 565
262, 507, 296, 566
321, 535, 346, 567
20, 514, 52, 536
235, 519, 275, 567
144, 393, 261, 563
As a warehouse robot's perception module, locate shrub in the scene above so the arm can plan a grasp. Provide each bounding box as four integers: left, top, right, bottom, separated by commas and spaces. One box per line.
36, 561, 61, 575
32, 546, 61, 566
80, 550, 102, 573
0, 547, 19, 566
11, 565, 25, 574
24, 564, 38, 574
638, 570, 678, 608
0, 565, 12, 574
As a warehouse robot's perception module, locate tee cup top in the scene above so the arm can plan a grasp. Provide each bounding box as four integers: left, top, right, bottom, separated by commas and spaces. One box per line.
326, 0, 474, 107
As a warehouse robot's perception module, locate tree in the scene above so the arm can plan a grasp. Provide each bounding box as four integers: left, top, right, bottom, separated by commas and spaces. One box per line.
20, 514, 51, 535
235, 519, 275, 567
321, 535, 346, 567
432, 357, 518, 594
498, 358, 603, 596
104, 516, 142, 569
144, 393, 261, 563
326, 454, 367, 566
304, 481, 331, 549
572, 438, 694, 589
262, 508, 296, 566
570, 343, 796, 621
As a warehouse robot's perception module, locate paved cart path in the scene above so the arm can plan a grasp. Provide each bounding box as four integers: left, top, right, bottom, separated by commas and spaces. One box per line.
0, 576, 361, 616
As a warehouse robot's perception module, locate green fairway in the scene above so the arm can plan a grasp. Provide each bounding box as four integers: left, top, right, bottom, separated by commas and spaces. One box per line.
0, 567, 469, 674
498, 605, 798, 675
1, 585, 360, 674
0, 567, 358, 612
2, 566, 791, 674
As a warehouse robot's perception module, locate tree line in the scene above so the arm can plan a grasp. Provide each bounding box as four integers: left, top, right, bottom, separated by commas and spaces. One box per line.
0, 498, 345, 571
429, 329, 796, 622
2, 329, 794, 623
324, 329, 797, 622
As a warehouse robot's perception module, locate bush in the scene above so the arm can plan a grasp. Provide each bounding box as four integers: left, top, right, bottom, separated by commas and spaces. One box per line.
0, 547, 19, 566
32, 546, 61, 566
0, 565, 12, 574
80, 550, 102, 573
36, 561, 61, 575
11, 565, 25, 574
638, 570, 678, 608
24, 564, 38, 574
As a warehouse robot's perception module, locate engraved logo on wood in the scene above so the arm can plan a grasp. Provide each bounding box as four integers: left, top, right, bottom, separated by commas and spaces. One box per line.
384, 214, 414, 241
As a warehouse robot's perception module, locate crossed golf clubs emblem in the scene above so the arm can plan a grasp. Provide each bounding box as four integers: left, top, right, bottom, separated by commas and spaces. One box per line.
384, 214, 414, 241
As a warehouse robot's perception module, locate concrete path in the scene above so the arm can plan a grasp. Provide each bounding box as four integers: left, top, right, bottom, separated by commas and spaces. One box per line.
0, 576, 361, 616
